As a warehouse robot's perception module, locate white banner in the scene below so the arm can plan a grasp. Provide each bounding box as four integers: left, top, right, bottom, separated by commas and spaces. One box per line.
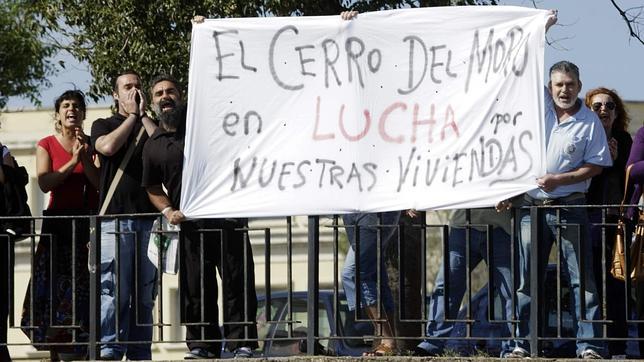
182, 6, 548, 218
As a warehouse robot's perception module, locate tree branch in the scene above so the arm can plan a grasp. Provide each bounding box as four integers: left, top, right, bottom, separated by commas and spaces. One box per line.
610, 0, 644, 45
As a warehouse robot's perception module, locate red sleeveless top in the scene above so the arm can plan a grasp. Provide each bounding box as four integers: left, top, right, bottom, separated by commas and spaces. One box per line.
38, 135, 99, 211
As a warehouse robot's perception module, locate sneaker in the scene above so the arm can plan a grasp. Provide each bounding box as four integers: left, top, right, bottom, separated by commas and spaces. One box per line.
184, 348, 218, 360
503, 347, 530, 359
233, 346, 253, 358
580, 349, 603, 359
99, 352, 122, 360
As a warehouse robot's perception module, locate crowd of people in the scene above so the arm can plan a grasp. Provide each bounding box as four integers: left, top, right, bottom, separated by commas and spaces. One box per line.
0, 72, 259, 361
0, 8, 643, 362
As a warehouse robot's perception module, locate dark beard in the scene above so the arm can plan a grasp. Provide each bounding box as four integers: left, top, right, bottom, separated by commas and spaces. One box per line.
159, 104, 186, 133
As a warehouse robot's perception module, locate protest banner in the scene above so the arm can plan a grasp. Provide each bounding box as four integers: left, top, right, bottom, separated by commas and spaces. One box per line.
181, 6, 549, 218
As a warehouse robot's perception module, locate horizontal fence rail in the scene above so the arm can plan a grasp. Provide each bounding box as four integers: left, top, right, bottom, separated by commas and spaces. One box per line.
0, 205, 643, 359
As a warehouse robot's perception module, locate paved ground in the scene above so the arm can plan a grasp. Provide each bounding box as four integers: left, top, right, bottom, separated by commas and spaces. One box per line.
138, 357, 636, 361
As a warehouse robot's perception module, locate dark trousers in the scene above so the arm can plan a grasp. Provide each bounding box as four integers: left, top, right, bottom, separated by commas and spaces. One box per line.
622, 219, 644, 357
590, 212, 628, 355
180, 219, 258, 355
637, 284, 644, 357
216, 220, 258, 351
1, 239, 10, 361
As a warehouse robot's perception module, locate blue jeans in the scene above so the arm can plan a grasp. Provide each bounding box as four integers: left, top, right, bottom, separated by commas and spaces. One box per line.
341, 212, 400, 312
418, 227, 514, 356
99, 218, 157, 360
515, 203, 604, 356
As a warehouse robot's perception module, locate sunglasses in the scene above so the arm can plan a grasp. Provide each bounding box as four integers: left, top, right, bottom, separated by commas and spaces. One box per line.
591, 102, 616, 112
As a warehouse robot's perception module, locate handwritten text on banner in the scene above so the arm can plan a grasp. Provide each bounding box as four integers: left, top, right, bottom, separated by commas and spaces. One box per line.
182, 6, 548, 217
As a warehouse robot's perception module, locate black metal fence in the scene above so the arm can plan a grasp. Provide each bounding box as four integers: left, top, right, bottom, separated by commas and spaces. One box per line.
0, 205, 643, 359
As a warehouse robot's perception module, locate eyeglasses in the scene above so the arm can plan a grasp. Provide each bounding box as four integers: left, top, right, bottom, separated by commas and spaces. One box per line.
591, 102, 616, 112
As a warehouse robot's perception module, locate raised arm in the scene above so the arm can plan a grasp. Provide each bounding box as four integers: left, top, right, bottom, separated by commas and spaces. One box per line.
94, 88, 140, 156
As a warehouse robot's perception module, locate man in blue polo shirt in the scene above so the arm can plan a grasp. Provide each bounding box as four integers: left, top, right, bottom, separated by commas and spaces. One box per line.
501, 61, 611, 359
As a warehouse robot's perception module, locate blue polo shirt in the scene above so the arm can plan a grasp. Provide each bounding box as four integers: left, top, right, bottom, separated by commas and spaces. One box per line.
527, 90, 612, 200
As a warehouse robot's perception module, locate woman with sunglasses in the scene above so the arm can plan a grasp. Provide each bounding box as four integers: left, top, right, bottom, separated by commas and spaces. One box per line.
584, 87, 632, 357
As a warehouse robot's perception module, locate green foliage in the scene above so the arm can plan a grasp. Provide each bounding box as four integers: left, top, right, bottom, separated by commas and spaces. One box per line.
0, 0, 54, 108
258, 0, 496, 16
33, 0, 496, 102
34, 0, 224, 102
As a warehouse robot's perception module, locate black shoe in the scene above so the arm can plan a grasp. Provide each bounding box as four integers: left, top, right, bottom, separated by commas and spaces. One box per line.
412, 346, 436, 357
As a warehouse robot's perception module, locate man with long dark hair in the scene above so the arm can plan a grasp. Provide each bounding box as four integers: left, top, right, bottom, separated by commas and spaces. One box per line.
91, 70, 158, 360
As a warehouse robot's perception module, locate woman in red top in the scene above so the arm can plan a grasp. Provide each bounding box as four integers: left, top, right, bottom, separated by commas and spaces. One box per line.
21, 90, 99, 360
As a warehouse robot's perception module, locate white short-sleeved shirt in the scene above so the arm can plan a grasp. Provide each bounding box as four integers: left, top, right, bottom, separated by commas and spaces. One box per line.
527, 90, 612, 200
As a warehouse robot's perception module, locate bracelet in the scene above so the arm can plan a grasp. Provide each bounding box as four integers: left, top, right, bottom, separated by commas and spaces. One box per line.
161, 206, 173, 217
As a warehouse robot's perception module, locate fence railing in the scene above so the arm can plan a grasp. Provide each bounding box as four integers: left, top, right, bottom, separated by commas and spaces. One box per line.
0, 205, 642, 359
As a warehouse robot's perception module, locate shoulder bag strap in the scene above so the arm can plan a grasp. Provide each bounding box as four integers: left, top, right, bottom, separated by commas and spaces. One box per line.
98, 126, 146, 216
619, 164, 635, 218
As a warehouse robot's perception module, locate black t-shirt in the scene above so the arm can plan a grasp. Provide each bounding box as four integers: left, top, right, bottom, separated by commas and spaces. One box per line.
90, 114, 155, 214
141, 128, 184, 208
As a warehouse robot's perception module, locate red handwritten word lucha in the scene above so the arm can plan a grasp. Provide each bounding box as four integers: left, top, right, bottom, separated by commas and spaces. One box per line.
312, 96, 460, 144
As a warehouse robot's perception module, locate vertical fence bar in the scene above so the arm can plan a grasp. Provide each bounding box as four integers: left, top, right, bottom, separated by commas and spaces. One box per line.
199, 229, 205, 342
155, 216, 164, 341
7, 233, 15, 336
397, 220, 405, 322
242, 227, 250, 340
420, 219, 428, 335
8, 234, 15, 328
464, 209, 472, 338
286, 217, 293, 337
441, 224, 449, 322
376, 213, 383, 331
529, 206, 540, 357
332, 215, 340, 342
71, 219, 78, 343
88, 216, 100, 360
114, 219, 120, 343
306, 216, 320, 356
510, 208, 517, 339
555, 209, 563, 338
220, 227, 228, 336
600, 207, 608, 341
28, 229, 35, 343
264, 228, 271, 326
486, 223, 495, 321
